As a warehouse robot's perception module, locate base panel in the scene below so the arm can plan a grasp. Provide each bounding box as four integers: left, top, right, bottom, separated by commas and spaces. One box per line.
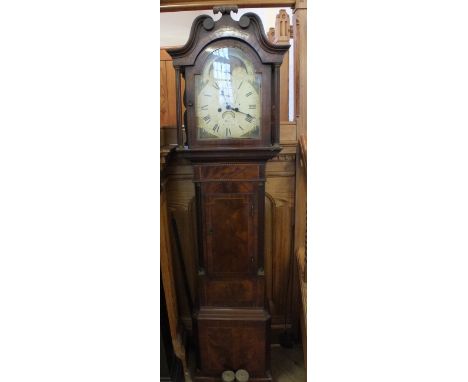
195, 308, 271, 378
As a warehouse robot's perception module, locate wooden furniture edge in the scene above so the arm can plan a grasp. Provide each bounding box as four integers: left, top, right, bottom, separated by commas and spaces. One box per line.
160, 0, 296, 12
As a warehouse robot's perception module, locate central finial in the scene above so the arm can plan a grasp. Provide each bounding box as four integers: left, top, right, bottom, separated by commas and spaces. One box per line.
213, 5, 238, 15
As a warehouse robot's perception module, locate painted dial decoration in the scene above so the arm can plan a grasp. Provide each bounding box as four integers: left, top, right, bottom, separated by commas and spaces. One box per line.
195, 47, 261, 139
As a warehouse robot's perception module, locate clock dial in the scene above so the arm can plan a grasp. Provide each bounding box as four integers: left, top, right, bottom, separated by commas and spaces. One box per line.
195, 47, 261, 139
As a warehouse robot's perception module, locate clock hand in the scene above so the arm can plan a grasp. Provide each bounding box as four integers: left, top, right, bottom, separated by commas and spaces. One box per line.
225, 104, 252, 118
220, 90, 231, 109
232, 107, 253, 118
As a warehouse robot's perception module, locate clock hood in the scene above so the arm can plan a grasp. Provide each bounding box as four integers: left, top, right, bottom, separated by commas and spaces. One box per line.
166, 7, 290, 67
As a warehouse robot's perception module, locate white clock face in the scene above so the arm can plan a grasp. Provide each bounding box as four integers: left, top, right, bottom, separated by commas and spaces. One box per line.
195, 47, 261, 140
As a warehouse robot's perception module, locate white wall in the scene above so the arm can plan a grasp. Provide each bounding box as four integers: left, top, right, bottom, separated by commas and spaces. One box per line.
160, 8, 287, 47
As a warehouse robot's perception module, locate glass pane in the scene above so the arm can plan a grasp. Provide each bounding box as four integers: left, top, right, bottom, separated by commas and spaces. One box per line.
195, 47, 261, 140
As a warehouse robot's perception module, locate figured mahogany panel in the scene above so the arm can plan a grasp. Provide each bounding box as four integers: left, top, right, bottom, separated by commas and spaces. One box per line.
203, 327, 233, 373
204, 193, 257, 276
201, 277, 265, 307
196, 164, 262, 280
197, 309, 269, 377
196, 163, 260, 181
212, 196, 248, 273
205, 279, 255, 306
202, 181, 256, 194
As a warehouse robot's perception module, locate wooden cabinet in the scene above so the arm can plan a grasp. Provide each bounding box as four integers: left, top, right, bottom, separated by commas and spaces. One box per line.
160, 49, 185, 146
196, 308, 270, 377
195, 164, 265, 310
160, 4, 307, 376
193, 162, 270, 378
164, 9, 290, 378
160, 50, 177, 128
164, 152, 297, 339
197, 165, 260, 275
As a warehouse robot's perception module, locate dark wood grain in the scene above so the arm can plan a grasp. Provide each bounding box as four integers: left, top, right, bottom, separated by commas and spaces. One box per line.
175, 66, 183, 148
204, 279, 256, 306
197, 164, 260, 180
198, 275, 265, 307
206, 195, 252, 273
166, 9, 288, 382
272, 64, 281, 145
196, 308, 271, 379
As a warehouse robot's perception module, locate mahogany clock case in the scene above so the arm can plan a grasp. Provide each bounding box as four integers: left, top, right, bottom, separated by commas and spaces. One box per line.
192, 161, 272, 381
166, 8, 290, 382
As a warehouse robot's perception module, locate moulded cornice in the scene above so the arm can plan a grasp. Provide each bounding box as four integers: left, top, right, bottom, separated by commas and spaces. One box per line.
166, 10, 290, 66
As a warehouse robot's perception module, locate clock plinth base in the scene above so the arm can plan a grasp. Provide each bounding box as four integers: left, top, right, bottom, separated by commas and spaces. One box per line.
193, 372, 273, 382
194, 308, 271, 380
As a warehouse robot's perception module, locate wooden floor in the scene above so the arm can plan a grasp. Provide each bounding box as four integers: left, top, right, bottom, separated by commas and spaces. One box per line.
187, 344, 306, 381
271, 344, 306, 382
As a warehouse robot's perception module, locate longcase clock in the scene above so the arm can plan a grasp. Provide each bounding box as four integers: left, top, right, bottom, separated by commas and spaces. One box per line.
167, 6, 289, 381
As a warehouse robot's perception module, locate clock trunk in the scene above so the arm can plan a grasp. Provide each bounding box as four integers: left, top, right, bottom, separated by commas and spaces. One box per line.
193, 162, 271, 381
